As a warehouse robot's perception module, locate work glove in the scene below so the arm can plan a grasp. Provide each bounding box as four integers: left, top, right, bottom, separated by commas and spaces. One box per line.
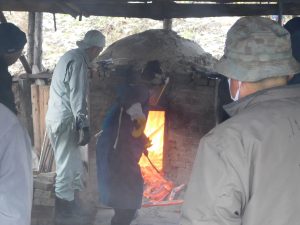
144, 137, 152, 149
78, 127, 90, 146
126, 102, 147, 138
143, 149, 149, 157
143, 136, 152, 156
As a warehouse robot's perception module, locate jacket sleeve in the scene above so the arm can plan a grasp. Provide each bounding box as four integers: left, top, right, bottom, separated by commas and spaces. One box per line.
0, 123, 33, 225
66, 58, 89, 128
180, 131, 249, 225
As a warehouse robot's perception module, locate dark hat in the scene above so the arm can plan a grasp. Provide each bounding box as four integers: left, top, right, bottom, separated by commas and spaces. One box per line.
215, 17, 300, 82
117, 84, 149, 109
284, 17, 300, 62
0, 23, 27, 54
284, 17, 300, 35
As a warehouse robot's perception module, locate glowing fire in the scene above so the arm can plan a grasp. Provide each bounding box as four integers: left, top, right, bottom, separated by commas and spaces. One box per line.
139, 111, 165, 170
139, 111, 174, 201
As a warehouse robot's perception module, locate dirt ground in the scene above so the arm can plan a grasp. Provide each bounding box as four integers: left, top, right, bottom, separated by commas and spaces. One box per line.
31, 204, 182, 225
94, 205, 181, 225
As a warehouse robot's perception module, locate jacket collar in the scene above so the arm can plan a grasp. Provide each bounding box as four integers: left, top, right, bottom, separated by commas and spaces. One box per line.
0, 57, 8, 67
224, 84, 300, 117
76, 48, 90, 66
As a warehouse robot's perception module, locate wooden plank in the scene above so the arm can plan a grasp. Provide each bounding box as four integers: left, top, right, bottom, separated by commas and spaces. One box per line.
19, 72, 52, 80
43, 86, 50, 116
31, 84, 41, 155
42, 86, 51, 171
39, 85, 45, 150
40, 85, 50, 144
18, 79, 34, 143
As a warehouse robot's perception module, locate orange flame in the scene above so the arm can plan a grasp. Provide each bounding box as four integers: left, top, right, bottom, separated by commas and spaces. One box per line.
139, 111, 165, 170
139, 111, 174, 201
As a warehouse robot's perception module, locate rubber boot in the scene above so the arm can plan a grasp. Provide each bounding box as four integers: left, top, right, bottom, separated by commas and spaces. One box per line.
54, 197, 87, 225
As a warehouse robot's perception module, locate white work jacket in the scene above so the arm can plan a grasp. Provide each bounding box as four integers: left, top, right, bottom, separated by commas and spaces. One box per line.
180, 84, 300, 225
46, 48, 90, 128
0, 104, 32, 225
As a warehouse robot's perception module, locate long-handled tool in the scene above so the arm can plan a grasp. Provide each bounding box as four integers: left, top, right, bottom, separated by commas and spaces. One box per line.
153, 77, 170, 105
144, 153, 161, 174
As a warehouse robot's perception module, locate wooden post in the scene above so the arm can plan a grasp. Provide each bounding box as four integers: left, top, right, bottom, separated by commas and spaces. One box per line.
33, 12, 43, 73
278, 0, 283, 26
19, 55, 32, 74
0, 11, 7, 23
163, 19, 172, 30
27, 12, 35, 68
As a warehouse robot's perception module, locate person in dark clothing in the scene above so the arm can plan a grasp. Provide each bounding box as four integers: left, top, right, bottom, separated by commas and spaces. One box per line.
284, 17, 300, 85
0, 58, 17, 114
0, 22, 27, 114
216, 74, 232, 123
96, 84, 150, 225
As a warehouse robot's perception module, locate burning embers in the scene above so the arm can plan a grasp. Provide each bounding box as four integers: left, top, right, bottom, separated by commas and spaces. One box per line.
139, 111, 184, 206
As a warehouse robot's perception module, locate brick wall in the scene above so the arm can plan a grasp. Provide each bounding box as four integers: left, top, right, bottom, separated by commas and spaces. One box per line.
164, 81, 217, 184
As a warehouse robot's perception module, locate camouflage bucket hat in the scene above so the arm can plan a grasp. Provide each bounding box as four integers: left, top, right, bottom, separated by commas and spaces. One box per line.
215, 16, 300, 82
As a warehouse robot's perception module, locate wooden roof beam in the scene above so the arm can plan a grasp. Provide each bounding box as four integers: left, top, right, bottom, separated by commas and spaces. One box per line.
77, 3, 300, 19
0, 1, 300, 19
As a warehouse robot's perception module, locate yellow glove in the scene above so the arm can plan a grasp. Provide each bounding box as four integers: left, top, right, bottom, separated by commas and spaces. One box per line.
144, 138, 152, 148
132, 117, 147, 138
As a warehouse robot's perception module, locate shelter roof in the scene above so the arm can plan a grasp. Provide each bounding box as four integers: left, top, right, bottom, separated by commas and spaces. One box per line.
0, 0, 299, 19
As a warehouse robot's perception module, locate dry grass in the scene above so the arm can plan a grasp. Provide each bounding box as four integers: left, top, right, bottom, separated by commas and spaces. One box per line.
4, 12, 239, 74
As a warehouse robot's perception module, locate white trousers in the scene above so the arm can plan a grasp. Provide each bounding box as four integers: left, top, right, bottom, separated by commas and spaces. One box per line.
46, 118, 84, 201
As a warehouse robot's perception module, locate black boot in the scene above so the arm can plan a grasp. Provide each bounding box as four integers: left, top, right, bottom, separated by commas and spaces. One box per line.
111, 209, 137, 225
55, 197, 87, 225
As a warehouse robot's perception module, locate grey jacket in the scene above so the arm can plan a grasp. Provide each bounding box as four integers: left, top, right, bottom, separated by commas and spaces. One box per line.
46, 48, 90, 128
180, 84, 300, 225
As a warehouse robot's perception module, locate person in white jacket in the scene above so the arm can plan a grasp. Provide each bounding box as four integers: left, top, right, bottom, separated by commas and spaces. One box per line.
0, 22, 32, 225
0, 103, 32, 225
180, 16, 300, 225
46, 30, 105, 223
